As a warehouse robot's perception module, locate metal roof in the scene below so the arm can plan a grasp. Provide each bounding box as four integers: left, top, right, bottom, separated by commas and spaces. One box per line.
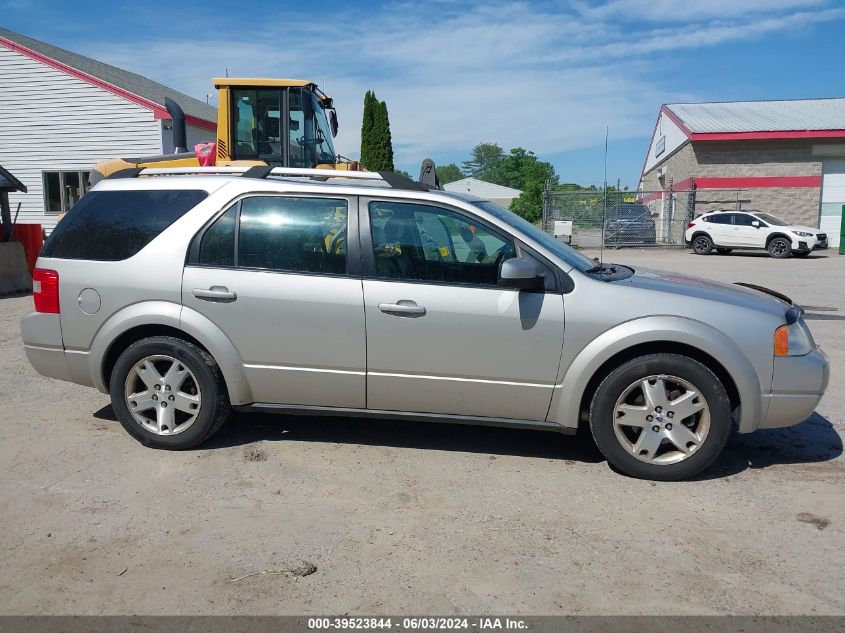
666, 98, 845, 133
443, 177, 522, 198
0, 27, 217, 122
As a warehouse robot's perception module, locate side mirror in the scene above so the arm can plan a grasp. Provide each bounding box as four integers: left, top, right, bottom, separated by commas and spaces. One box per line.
751, 220, 760, 228
329, 110, 339, 138
499, 258, 543, 291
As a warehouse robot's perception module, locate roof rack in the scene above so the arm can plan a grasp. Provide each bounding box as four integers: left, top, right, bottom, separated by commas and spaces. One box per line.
107, 165, 435, 192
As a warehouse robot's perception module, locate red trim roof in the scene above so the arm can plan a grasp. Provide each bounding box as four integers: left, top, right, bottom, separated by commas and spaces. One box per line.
0, 35, 216, 131
690, 130, 845, 141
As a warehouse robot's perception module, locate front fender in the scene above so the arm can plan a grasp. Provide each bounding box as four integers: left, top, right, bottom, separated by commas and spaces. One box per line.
547, 315, 763, 433
87, 301, 252, 405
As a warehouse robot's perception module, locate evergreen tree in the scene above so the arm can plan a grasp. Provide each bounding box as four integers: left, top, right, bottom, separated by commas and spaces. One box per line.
359, 91, 378, 169
375, 98, 395, 171
360, 91, 395, 171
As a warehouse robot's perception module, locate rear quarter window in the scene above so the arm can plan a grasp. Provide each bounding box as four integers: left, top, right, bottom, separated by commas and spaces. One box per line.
42, 189, 208, 261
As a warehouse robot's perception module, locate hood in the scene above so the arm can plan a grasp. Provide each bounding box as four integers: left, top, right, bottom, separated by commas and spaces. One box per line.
610, 266, 790, 320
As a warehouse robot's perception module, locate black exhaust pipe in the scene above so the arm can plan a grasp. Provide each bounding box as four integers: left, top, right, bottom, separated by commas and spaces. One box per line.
165, 97, 188, 153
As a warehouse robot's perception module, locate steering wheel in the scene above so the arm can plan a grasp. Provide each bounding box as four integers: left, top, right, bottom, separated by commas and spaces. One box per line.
491, 247, 508, 269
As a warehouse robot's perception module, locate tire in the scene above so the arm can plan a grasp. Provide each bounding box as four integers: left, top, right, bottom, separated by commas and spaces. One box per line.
692, 234, 713, 255
794, 251, 811, 258
109, 336, 231, 449
589, 354, 732, 481
715, 248, 732, 255
767, 237, 792, 259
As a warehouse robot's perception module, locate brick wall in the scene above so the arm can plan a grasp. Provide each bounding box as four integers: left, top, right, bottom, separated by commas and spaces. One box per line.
641, 139, 825, 227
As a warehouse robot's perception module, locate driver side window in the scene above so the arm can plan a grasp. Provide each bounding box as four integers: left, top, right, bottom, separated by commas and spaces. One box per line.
369, 201, 516, 286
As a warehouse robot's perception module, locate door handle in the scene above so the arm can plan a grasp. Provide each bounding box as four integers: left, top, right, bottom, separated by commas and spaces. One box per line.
378, 301, 426, 317
193, 286, 237, 303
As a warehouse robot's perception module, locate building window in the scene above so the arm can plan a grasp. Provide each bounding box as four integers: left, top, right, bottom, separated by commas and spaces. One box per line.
42, 170, 91, 214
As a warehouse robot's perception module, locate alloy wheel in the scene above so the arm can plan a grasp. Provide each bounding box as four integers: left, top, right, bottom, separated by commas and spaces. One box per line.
770, 239, 788, 256
612, 374, 710, 465
693, 236, 710, 254
124, 354, 202, 435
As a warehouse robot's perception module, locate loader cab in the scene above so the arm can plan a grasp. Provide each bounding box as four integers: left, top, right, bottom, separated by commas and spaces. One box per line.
215, 78, 338, 168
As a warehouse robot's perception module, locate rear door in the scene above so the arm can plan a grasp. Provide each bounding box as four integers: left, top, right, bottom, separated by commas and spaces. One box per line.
706, 213, 736, 246
360, 198, 565, 422
182, 194, 366, 407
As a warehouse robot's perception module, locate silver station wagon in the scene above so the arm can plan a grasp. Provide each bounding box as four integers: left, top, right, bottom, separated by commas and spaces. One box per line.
21, 166, 830, 480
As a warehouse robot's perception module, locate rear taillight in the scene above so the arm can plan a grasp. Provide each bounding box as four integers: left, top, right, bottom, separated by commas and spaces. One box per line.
687, 222, 696, 228
33, 268, 60, 313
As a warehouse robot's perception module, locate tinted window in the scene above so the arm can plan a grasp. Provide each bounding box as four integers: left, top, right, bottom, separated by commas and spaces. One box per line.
369, 201, 515, 286
42, 190, 208, 261
708, 214, 731, 224
733, 213, 756, 226
198, 205, 237, 267
613, 204, 651, 220
238, 196, 347, 274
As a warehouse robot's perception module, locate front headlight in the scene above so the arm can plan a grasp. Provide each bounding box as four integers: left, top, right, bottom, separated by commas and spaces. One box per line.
792, 230, 813, 237
774, 320, 814, 356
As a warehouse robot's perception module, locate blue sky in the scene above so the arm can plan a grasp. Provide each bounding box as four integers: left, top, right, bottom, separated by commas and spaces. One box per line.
3, 0, 845, 186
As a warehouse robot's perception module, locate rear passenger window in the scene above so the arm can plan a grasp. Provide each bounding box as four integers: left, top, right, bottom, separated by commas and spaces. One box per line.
198, 205, 237, 267
708, 214, 731, 224
42, 190, 208, 261
238, 196, 348, 274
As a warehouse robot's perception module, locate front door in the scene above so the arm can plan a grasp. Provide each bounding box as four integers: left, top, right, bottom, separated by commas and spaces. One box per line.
182, 194, 365, 407
731, 213, 764, 247
360, 199, 565, 421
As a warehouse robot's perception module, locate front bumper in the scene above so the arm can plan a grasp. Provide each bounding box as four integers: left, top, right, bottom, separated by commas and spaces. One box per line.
793, 235, 828, 252
759, 347, 830, 429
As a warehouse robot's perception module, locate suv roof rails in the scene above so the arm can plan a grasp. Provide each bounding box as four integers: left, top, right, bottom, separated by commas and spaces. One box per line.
108, 165, 438, 192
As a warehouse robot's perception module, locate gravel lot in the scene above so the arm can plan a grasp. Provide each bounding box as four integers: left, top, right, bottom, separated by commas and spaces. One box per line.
1, 249, 843, 615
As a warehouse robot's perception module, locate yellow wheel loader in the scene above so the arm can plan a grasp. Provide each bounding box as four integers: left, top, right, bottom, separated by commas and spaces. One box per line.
91, 78, 361, 183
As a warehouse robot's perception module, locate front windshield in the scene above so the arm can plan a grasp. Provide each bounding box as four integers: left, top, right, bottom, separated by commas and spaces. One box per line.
289, 88, 337, 167
472, 200, 597, 272
753, 212, 789, 226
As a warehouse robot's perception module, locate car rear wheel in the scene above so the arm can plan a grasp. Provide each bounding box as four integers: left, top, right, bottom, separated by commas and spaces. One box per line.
109, 336, 230, 449
589, 354, 732, 481
692, 235, 713, 255
715, 248, 732, 255
767, 237, 792, 259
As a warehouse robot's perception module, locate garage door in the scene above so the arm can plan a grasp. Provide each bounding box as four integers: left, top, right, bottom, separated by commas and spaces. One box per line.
820, 159, 845, 248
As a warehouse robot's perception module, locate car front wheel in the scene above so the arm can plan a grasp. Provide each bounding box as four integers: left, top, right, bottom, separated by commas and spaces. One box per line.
692, 235, 713, 255
767, 237, 792, 259
589, 354, 732, 481
109, 336, 231, 449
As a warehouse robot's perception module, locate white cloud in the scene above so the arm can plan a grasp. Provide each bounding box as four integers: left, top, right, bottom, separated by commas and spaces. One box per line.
574, 0, 826, 22
78, 0, 842, 170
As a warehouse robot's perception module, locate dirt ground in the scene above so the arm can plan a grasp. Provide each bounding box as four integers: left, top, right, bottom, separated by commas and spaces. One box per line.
0, 248, 843, 615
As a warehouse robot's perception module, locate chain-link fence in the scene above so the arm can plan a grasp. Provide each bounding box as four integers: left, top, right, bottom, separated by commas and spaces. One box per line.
542, 186, 751, 248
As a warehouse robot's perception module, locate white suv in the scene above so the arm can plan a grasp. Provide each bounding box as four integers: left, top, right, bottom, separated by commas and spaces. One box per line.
685, 211, 829, 258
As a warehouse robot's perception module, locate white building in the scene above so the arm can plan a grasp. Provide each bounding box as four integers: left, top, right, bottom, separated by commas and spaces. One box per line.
0, 28, 216, 232
443, 177, 522, 208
